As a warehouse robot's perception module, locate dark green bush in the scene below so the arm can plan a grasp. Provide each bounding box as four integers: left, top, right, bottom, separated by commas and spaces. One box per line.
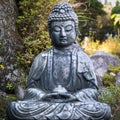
0, 94, 17, 119
16, 0, 59, 72
102, 74, 115, 86
100, 65, 120, 120
99, 85, 120, 120
108, 65, 120, 74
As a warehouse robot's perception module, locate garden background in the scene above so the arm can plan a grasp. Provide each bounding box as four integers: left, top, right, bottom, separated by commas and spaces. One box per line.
0, 0, 120, 119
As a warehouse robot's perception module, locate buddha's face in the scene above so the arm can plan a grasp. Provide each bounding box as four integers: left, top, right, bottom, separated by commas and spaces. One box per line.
50, 20, 76, 48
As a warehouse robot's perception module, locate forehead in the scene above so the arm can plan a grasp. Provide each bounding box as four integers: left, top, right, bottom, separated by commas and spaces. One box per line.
51, 20, 75, 27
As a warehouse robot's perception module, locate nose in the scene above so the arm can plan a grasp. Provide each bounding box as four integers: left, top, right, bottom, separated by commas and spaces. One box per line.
60, 28, 66, 38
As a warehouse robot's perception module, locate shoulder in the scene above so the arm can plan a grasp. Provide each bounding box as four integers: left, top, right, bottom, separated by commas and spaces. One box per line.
77, 49, 96, 75
34, 48, 53, 62
77, 49, 91, 63
31, 48, 53, 68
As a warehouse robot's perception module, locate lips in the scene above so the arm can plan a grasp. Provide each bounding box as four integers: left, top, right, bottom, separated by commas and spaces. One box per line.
60, 38, 67, 41
60, 39, 67, 44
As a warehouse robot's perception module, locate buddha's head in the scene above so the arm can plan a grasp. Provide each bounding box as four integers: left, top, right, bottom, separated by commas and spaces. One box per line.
48, 2, 78, 48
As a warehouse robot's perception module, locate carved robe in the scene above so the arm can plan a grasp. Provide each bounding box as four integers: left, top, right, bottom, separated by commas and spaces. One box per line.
7, 45, 111, 120
27, 46, 98, 92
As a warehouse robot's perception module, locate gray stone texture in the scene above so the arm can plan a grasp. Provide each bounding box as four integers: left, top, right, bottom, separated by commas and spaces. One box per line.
0, 0, 21, 91
90, 51, 120, 86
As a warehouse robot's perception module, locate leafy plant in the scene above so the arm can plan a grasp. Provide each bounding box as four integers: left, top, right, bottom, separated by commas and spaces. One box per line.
0, 94, 17, 119
102, 74, 115, 87
81, 38, 100, 55
99, 85, 120, 120
15, 0, 60, 72
5, 81, 15, 94
111, 14, 120, 26
74, 0, 106, 38
111, 1, 120, 38
81, 36, 120, 58
100, 64, 120, 120
108, 65, 120, 74
6, 82, 13, 90
102, 64, 120, 87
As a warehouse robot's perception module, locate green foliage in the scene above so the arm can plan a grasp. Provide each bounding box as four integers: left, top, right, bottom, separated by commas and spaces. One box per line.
99, 86, 120, 120
82, 36, 120, 57
6, 82, 13, 90
111, 14, 120, 26
5, 81, 16, 94
75, 0, 106, 18
100, 64, 120, 120
88, 0, 106, 18
102, 64, 120, 87
0, 94, 17, 119
112, 1, 120, 14
108, 65, 120, 74
16, 0, 59, 72
102, 74, 115, 86
111, 1, 120, 38
74, 0, 106, 38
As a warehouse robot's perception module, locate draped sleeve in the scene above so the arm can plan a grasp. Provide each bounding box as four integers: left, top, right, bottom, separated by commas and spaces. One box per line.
77, 50, 98, 89
26, 51, 48, 88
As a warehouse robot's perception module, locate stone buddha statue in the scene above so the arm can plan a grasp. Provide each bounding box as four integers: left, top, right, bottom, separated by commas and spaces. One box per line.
7, 2, 111, 120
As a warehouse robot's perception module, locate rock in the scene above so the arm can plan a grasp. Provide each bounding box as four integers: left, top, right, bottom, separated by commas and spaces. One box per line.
16, 85, 24, 99
0, 90, 6, 97
115, 72, 120, 86
90, 51, 120, 86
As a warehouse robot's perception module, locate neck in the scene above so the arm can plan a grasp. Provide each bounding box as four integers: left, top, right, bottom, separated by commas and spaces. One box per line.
53, 42, 78, 50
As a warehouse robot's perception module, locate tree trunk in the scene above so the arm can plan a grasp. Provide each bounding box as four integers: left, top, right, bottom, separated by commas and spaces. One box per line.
0, 0, 22, 92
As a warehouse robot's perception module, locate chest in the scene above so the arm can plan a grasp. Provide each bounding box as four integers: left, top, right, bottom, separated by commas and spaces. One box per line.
52, 52, 71, 85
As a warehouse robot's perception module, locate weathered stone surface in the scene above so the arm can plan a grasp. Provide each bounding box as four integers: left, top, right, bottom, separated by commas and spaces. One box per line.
16, 85, 24, 99
0, 0, 21, 91
0, 90, 6, 96
90, 51, 120, 86
115, 72, 120, 85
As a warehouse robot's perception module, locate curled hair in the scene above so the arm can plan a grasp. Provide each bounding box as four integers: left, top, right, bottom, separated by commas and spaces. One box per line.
48, 2, 79, 36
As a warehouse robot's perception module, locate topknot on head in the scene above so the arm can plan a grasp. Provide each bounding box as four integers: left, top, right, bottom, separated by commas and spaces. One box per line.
51, 2, 73, 14
48, 2, 78, 32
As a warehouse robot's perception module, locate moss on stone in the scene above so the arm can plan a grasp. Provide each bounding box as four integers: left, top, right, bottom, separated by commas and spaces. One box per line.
108, 65, 120, 74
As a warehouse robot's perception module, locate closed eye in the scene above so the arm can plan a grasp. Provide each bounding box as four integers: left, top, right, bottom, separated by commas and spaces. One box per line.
53, 26, 61, 32
65, 25, 73, 31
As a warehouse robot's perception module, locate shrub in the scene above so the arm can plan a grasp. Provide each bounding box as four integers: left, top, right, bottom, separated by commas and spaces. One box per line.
16, 0, 59, 72
108, 65, 120, 74
99, 65, 120, 120
99, 85, 120, 120
0, 94, 17, 119
102, 74, 115, 86
82, 36, 120, 58
81, 38, 100, 55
